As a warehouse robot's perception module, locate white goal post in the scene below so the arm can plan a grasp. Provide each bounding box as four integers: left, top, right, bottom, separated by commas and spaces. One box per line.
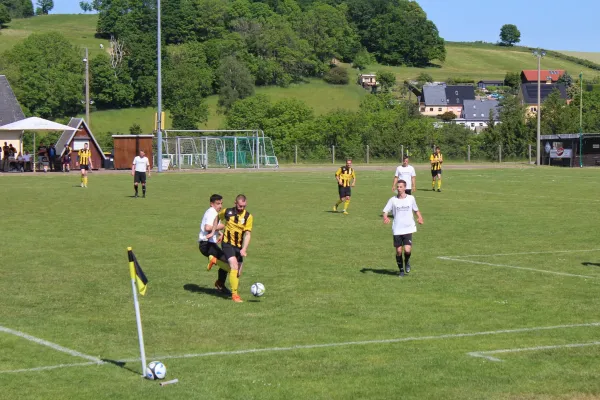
160, 130, 279, 170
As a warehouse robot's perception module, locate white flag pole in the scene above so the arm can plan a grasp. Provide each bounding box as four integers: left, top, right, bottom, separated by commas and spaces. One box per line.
128, 247, 147, 377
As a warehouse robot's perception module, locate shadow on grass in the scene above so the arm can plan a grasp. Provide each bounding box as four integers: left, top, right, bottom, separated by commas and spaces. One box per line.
102, 359, 140, 375
360, 268, 398, 276
582, 262, 600, 267
183, 283, 230, 298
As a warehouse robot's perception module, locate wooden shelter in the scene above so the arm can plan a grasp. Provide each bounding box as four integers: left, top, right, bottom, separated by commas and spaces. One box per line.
55, 118, 106, 170
541, 133, 600, 167
113, 135, 154, 169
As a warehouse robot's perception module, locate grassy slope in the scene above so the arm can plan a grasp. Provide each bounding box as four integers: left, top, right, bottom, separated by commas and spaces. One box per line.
560, 51, 600, 64
2, 15, 600, 133
1, 168, 600, 399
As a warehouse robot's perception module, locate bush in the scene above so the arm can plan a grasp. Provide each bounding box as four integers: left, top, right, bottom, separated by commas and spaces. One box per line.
323, 66, 349, 85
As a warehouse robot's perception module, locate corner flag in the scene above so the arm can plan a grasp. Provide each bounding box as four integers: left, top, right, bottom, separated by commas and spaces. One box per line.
128, 248, 148, 295
127, 246, 148, 376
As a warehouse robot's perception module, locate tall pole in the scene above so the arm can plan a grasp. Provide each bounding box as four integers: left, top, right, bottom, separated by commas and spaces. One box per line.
536, 53, 541, 166
85, 47, 90, 128
156, 0, 163, 172
579, 72, 583, 168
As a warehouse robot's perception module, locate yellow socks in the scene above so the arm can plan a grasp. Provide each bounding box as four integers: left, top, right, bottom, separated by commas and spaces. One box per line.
229, 270, 240, 295
343, 199, 350, 211
437, 178, 442, 190
335, 199, 342, 207
432, 180, 435, 189
84, 177, 88, 186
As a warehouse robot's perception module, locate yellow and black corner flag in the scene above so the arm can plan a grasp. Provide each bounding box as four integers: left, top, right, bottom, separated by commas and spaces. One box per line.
128, 247, 148, 296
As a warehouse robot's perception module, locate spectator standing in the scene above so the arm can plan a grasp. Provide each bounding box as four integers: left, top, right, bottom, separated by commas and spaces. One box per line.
38, 144, 48, 172
2, 142, 9, 172
47, 144, 57, 172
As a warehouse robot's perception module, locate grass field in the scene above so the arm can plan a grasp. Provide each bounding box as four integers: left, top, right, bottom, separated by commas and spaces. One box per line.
560, 51, 600, 64
2, 165, 600, 399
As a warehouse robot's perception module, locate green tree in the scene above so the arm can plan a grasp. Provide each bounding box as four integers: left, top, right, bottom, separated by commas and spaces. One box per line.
79, 1, 92, 12
366, 0, 445, 66
2, 32, 83, 118
129, 123, 143, 135
439, 111, 456, 122
217, 55, 255, 112
504, 72, 520, 88
163, 42, 214, 129
484, 95, 532, 159
376, 70, 396, 91
35, 0, 52, 14
0, 4, 10, 26
416, 72, 433, 83
352, 47, 372, 69
21, 0, 33, 16
499, 24, 520, 46
298, 2, 359, 62
540, 88, 577, 135
557, 71, 573, 88
323, 66, 349, 84
90, 53, 134, 109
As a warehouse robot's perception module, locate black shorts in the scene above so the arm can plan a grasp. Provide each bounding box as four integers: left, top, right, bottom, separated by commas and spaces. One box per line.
134, 171, 147, 183
431, 169, 441, 177
393, 234, 413, 248
199, 241, 227, 261
338, 186, 351, 198
222, 242, 243, 263
80, 164, 89, 171
62, 156, 71, 164
405, 189, 412, 195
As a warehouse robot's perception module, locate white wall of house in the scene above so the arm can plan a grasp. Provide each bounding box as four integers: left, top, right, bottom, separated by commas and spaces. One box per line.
0, 131, 23, 156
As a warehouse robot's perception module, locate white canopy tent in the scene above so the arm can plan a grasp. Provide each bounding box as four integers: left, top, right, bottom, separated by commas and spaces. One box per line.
0, 117, 77, 171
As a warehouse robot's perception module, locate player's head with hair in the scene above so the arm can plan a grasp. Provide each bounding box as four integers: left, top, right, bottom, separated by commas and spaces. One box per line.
402, 155, 409, 166
210, 194, 223, 211
140, 150, 145, 156
346, 158, 352, 167
235, 194, 247, 211
397, 179, 407, 194
435, 146, 440, 153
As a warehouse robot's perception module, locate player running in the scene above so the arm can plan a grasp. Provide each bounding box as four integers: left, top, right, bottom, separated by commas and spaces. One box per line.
383, 180, 423, 277
333, 158, 356, 215
199, 194, 230, 294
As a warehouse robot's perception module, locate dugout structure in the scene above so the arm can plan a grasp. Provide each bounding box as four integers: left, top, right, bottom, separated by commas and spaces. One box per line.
113, 135, 154, 169
541, 133, 600, 167
162, 130, 279, 170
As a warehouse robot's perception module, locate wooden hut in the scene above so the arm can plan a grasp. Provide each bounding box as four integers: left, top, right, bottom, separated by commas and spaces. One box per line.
55, 118, 106, 170
113, 135, 154, 169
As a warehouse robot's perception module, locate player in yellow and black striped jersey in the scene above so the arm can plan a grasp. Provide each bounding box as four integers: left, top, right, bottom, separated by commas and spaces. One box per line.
76, 143, 93, 188
430, 146, 443, 192
217, 194, 253, 303
333, 158, 356, 215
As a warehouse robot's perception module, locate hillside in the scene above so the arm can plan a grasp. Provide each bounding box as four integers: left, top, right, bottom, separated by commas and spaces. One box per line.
2, 15, 600, 133
559, 51, 600, 64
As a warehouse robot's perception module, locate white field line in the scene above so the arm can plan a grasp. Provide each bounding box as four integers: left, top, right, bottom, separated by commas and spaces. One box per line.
443, 248, 600, 259
4, 322, 600, 374
468, 341, 600, 362
0, 362, 101, 374
438, 256, 595, 279
0, 325, 103, 364
118, 322, 600, 363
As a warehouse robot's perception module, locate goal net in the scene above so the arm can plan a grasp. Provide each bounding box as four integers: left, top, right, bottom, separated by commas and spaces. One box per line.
161, 130, 279, 170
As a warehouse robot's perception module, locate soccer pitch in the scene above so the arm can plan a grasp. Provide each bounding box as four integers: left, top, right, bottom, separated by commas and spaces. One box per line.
1, 166, 600, 399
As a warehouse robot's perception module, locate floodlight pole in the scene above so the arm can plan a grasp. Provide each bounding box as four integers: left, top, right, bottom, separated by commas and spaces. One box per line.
84, 47, 90, 128
579, 72, 583, 167
536, 51, 542, 166
156, 0, 163, 172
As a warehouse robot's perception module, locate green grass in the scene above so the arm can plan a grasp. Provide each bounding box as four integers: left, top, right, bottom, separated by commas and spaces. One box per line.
560, 51, 600, 64
2, 166, 600, 399
0, 14, 107, 58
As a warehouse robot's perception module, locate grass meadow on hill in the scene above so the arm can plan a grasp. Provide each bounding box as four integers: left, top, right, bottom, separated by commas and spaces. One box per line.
1, 165, 600, 399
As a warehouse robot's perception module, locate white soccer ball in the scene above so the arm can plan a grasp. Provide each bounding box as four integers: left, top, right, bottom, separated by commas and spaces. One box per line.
145, 361, 167, 380
250, 282, 265, 297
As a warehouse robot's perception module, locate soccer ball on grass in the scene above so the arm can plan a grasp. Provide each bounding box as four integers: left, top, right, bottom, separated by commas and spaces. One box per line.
146, 361, 167, 380
250, 282, 265, 297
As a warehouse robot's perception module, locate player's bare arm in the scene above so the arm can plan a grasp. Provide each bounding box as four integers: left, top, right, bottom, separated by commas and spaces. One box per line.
131, 162, 135, 176
415, 210, 423, 225
382, 212, 390, 224
392, 176, 398, 192
412, 176, 416, 191
240, 231, 251, 257
147, 162, 151, 177
351, 176, 356, 187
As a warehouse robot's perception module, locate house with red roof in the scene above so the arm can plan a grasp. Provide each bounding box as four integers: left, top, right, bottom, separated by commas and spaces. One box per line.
521, 70, 565, 84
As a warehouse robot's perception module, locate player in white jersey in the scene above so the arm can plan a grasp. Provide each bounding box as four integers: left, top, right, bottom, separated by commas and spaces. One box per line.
198, 194, 230, 293
383, 179, 423, 277
131, 150, 151, 198
392, 156, 416, 195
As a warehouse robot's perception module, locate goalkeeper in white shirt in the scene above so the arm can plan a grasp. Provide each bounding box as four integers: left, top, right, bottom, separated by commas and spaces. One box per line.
131, 150, 151, 198
383, 180, 423, 277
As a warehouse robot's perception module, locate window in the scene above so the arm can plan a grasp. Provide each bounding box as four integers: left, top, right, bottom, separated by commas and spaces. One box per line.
473, 113, 477, 117
471, 123, 475, 127
481, 113, 485, 117
438, 108, 442, 112
479, 123, 484, 126
455, 90, 459, 96
72, 140, 89, 151
430, 108, 433, 112
420, 107, 425, 112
